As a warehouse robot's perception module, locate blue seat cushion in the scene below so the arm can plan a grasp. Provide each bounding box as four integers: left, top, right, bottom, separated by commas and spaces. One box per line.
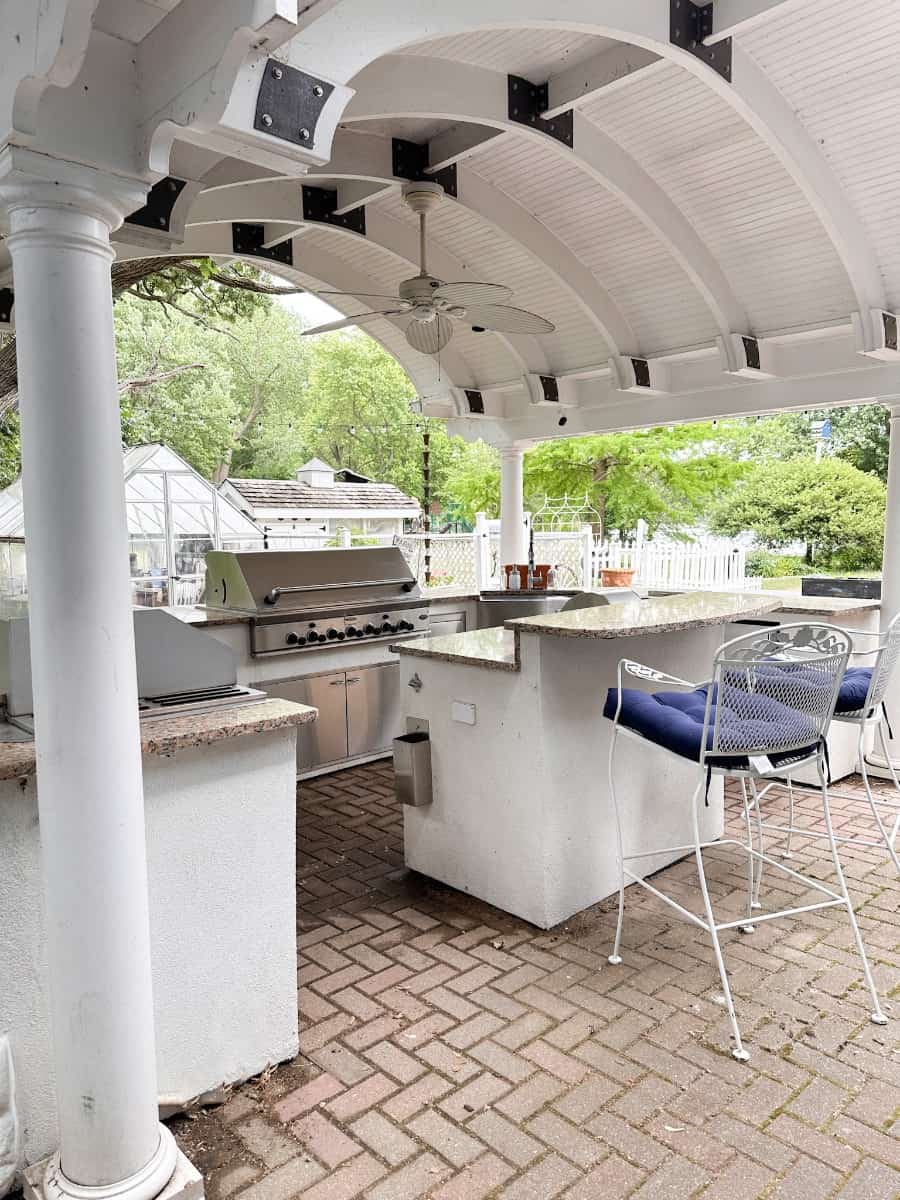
603, 683, 819, 767
836, 667, 872, 714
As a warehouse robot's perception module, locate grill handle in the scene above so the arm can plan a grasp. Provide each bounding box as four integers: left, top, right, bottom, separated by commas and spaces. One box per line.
264, 577, 416, 604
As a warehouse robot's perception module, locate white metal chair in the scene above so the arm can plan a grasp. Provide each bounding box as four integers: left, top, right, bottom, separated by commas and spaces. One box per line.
604, 623, 887, 1062
762, 613, 900, 875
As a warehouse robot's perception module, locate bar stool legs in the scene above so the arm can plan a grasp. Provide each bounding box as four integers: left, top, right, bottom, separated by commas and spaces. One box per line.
859, 727, 900, 876
607, 731, 625, 967
690, 780, 750, 1061
817, 761, 888, 1026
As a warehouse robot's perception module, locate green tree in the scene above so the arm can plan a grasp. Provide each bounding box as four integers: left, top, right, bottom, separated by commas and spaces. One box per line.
526, 425, 748, 534
114, 293, 309, 482
439, 440, 500, 523
711, 457, 885, 569
243, 330, 471, 511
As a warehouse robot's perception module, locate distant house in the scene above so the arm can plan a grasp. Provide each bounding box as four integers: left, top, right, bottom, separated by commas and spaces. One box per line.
220, 458, 421, 548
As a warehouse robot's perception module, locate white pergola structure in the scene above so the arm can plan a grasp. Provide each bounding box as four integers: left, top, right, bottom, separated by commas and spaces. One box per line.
3, 2, 900, 1198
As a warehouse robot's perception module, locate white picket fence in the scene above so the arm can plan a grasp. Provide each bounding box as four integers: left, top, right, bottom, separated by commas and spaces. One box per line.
396, 517, 760, 592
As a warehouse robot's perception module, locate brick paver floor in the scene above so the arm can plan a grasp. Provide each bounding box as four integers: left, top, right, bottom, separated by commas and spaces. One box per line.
171, 763, 900, 1199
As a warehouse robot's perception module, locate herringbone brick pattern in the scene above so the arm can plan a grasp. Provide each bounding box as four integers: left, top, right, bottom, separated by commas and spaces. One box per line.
171, 763, 900, 1199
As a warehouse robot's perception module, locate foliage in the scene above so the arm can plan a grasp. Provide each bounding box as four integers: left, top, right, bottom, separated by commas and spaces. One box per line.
126, 259, 277, 325
746, 405, 890, 481
439, 440, 500, 523
524, 425, 749, 534
712, 457, 885, 570
0, 412, 20, 490
744, 549, 805, 578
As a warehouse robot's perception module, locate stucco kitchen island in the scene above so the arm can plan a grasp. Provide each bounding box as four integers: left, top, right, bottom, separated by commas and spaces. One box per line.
393, 592, 781, 929
0, 697, 316, 1172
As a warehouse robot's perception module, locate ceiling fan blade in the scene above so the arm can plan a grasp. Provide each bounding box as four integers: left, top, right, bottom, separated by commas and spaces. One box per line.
461, 304, 556, 335
301, 309, 409, 336
432, 281, 513, 307
406, 313, 454, 355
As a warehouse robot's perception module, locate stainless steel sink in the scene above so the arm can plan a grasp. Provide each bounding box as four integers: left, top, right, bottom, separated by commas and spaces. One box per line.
476, 595, 570, 628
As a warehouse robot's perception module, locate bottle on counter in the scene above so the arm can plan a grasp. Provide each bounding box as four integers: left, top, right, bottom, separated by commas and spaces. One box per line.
507, 565, 520, 591
547, 564, 558, 589
527, 528, 535, 590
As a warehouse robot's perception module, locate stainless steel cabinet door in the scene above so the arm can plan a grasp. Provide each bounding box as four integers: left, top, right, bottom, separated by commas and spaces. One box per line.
429, 610, 467, 637
258, 672, 348, 770
346, 662, 402, 759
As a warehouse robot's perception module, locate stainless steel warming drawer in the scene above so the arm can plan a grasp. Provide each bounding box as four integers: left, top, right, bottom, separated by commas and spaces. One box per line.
259, 662, 401, 774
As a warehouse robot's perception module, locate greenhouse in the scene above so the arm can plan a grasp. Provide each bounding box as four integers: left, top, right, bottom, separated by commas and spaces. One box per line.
0, 444, 264, 606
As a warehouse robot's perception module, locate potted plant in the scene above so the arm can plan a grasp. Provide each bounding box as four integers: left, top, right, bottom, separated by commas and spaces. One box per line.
600, 567, 636, 588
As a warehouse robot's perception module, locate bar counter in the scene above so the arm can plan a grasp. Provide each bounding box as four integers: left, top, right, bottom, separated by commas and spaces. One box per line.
392, 592, 800, 928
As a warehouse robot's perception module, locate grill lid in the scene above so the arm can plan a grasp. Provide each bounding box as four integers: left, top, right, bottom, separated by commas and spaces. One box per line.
204, 547, 420, 616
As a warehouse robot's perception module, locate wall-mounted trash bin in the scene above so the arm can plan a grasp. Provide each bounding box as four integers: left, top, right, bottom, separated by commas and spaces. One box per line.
393, 730, 432, 807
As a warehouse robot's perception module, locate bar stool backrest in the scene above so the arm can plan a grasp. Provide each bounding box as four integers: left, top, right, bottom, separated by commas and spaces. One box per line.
862, 611, 900, 713
703, 622, 851, 763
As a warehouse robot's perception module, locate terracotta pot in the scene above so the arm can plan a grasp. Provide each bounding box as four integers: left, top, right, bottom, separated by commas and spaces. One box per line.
600, 568, 636, 588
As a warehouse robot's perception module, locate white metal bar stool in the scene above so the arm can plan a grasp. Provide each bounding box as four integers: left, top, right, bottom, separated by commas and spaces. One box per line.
604, 623, 887, 1062
759, 613, 900, 874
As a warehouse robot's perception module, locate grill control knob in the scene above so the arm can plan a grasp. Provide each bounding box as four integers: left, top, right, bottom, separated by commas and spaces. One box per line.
317, 633, 328, 643
346, 626, 360, 638
397, 620, 414, 632
286, 631, 300, 645
364, 624, 377, 635
326, 627, 341, 640
381, 622, 397, 634
305, 631, 320, 644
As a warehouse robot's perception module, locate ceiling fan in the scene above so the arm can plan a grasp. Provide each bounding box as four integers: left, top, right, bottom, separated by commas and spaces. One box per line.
302, 181, 556, 354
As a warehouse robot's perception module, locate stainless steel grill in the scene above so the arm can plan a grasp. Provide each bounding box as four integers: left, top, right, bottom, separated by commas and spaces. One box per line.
203, 547, 431, 656
1, 608, 266, 724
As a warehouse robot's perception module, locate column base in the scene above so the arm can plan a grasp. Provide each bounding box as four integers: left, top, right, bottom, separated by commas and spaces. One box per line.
24, 1128, 202, 1200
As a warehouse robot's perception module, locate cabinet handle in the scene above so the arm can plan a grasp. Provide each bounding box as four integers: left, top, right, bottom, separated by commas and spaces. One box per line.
346, 676, 360, 684
328, 679, 345, 686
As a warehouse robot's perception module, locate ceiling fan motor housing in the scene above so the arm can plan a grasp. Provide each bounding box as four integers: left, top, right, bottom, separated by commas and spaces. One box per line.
399, 275, 445, 304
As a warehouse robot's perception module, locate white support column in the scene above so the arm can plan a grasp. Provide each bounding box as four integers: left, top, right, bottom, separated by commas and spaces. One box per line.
499, 446, 528, 567
0, 152, 197, 1200
868, 402, 900, 776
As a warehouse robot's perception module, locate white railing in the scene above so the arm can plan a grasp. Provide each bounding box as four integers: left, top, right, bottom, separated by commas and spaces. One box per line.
395, 516, 760, 593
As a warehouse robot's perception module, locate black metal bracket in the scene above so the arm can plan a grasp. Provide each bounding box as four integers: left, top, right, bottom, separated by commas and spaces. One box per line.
539, 376, 559, 404
254, 59, 334, 148
391, 138, 458, 198
464, 390, 485, 415
0, 289, 12, 324
231, 223, 293, 266
881, 311, 898, 353
670, 1, 732, 81
508, 76, 573, 147
301, 186, 366, 236
125, 177, 187, 233
741, 335, 761, 371
631, 358, 652, 389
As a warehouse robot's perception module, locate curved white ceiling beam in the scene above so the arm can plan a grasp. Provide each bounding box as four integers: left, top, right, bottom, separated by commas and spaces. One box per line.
292, 0, 884, 335
111, 230, 474, 395
185, 177, 548, 374
342, 55, 749, 343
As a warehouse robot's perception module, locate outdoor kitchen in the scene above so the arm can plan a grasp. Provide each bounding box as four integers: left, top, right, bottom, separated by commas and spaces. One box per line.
2, 5, 900, 1200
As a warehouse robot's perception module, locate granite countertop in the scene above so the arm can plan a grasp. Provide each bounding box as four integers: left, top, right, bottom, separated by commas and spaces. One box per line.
392, 627, 519, 671
769, 593, 881, 615
507, 591, 781, 639
164, 605, 250, 627
0, 698, 316, 782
